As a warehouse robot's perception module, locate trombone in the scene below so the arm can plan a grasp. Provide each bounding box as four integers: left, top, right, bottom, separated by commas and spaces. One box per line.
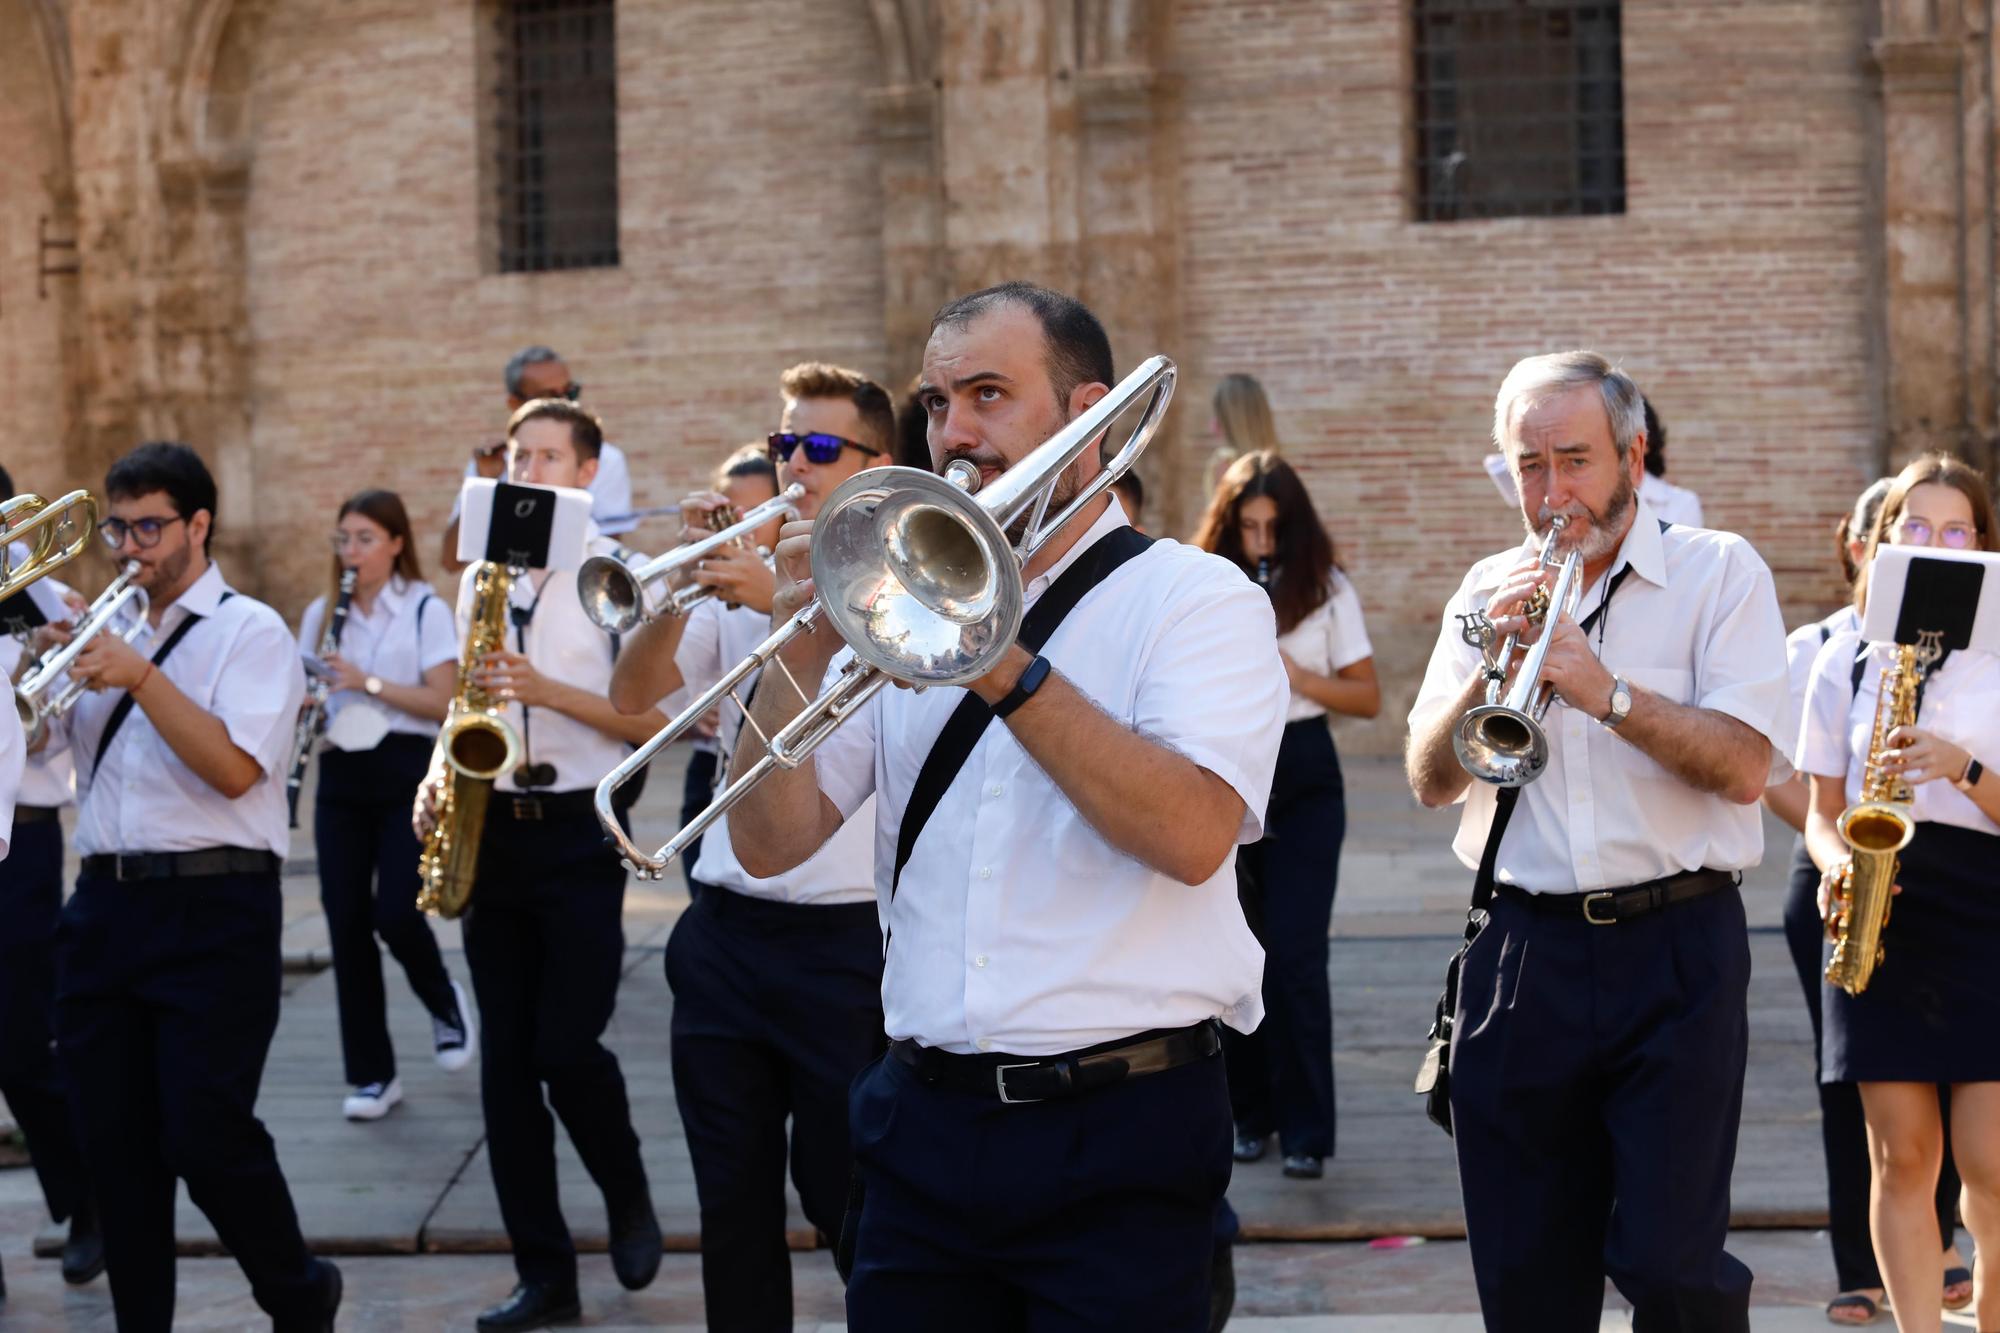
576, 483, 805, 633
0, 490, 97, 602
595, 355, 1176, 879
15, 561, 148, 748
1451, 516, 1583, 787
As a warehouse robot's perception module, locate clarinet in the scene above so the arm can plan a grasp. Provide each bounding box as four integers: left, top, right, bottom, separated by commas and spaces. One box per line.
287, 568, 358, 827
1254, 558, 1272, 588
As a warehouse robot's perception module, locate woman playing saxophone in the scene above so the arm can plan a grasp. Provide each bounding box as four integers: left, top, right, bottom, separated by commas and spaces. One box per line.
1797, 453, 2000, 1333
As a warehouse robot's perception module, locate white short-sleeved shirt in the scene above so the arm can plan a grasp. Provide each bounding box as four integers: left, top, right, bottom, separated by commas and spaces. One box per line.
674, 598, 876, 905
1276, 568, 1374, 723
0, 574, 79, 809
790, 503, 1291, 1057
1640, 473, 1706, 530
1796, 629, 2000, 837
456, 531, 635, 794
0, 685, 22, 859
1408, 499, 1794, 894
449, 442, 636, 536
299, 575, 458, 744
60, 563, 305, 858
1784, 605, 1861, 720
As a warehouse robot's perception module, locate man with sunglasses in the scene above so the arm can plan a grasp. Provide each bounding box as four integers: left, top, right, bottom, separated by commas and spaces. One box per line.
608, 361, 893, 1331
440, 345, 637, 575
36, 442, 342, 1330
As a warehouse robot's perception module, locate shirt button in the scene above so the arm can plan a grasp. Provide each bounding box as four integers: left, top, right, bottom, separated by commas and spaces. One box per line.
976, 1038, 993, 1052
979, 867, 992, 880
990, 783, 1003, 797
974, 954, 988, 968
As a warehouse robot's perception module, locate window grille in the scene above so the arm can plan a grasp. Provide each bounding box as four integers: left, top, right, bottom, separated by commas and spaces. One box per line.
495, 0, 620, 272
1412, 1, 1626, 223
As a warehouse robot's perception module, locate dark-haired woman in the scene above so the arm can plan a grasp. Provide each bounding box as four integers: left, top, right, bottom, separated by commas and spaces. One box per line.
1798, 453, 2000, 1333
1193, 450, 1379, 1180
298, 490, 474, 1122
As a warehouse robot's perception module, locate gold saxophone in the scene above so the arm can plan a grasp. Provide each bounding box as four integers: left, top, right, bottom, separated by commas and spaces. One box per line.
1825, 632, 1941, 995
416, 562, 523, 919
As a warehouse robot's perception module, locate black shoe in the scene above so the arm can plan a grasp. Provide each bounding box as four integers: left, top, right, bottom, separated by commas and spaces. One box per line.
476, 1282, 581, 1331
274, 1259, 342, 1333
1281, 1154, 1324, 1179
1232, 1132, 1269, 1163
607, 1188, 662, 1291
1207, 1240, 1235, 1333
61, 1202, 106, 1285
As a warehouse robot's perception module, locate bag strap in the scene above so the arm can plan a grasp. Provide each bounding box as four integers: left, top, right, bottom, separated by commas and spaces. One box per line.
890, 526, 1155, 901
92, 592, 234, 775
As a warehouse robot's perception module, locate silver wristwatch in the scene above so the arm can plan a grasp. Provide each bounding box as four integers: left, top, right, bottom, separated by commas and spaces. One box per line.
1603, 676, 1633, 729
364, 675, 384, 698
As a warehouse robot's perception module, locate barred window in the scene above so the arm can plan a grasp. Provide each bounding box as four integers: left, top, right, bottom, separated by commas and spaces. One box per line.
495, 0, 620, 272
1412, 1, 1626, 223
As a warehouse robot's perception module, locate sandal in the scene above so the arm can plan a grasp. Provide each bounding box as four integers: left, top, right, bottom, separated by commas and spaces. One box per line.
1825, 1292, 1880, 1326
1943, 1264, 1973, 1311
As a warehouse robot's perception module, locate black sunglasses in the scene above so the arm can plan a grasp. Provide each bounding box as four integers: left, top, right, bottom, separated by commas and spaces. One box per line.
767, 432, 881, 465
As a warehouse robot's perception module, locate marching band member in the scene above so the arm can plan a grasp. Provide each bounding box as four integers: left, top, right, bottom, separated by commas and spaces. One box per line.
1767, 478, 1971, 1324
47, 442, 340, 1331
611, 364, 894, 1331
728, 284, 1289, 1330
1406, 352, 1792, 1332
1798, 453, 2000, 1333
1636, 397, 1705, 529
417, 398, 666, 1332
297, 489, 473, 1123
0, 466, 101, 1288
1192, 450, 1379, 1181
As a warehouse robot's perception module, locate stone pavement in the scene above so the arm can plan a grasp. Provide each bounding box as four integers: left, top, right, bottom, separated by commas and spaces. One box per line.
2, 751, 1976, 1329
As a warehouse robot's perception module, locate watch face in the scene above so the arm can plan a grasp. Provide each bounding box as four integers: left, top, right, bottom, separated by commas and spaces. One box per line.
1613, 684, 1632, 714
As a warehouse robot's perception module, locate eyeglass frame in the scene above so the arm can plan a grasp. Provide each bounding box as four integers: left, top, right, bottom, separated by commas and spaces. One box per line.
1889, 516, 1982, 550
97, 514, 187, 550
766, 431, 884, 465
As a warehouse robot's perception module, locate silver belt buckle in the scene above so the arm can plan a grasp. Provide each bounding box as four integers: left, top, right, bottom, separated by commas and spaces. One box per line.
995, 1062, 1043, 1104
1582, 891, 1618, 926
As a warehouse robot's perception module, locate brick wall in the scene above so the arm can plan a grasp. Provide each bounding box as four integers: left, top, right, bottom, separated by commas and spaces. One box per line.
0, 0, 73, 502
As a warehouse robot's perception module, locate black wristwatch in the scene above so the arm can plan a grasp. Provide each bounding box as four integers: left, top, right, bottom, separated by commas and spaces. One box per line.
1959, 757, 1985, 791
991, 654, 1053, 721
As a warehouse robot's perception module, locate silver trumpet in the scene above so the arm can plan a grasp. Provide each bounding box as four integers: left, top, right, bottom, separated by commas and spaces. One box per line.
596, 355, 1177, 878
1451, 516, 1584, 787
15, 560, 149, 748
576, 483, 805, 633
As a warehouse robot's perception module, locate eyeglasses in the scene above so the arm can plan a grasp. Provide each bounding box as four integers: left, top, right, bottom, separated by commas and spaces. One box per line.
767, 432, 881, 465
98, 515, 186, 549
330, 531, 383, 551
1890, 517, 1980, 549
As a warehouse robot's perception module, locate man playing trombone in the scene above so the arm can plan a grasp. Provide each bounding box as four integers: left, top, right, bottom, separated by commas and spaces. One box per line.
1404, 352, 1792, 1332
723, 284, 1289, 1330
608, 367, 892, 1331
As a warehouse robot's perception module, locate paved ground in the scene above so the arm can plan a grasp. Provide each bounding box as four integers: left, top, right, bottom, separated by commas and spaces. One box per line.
0, 752, 1981, 1328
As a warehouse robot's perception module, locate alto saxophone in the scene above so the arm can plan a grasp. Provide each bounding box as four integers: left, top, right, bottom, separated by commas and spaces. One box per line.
416, 562, 523, 919
1825, 631, 1941, 995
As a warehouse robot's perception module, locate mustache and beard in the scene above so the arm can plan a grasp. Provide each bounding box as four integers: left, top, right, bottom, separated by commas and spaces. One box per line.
1527, 465, 1636, 564
940, 413, 1091, 547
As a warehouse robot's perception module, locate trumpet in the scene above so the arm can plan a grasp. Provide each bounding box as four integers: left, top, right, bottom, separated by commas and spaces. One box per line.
576, 483, 805, 633
1452, 516, 1584, 787
14, 560, 149, 748
595, 355, 1176, 878
0, 490, 97, 601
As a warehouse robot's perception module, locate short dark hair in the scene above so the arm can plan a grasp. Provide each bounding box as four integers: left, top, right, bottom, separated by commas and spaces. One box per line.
929, 282, 1115, 407
894, 378, 932, 471
0, 464, 13, 503
715, 442, 779, 492
1642, 397, 1667, 477
106, 442, 219, 552
778, 362, 896, 456
507, 398, 603, 463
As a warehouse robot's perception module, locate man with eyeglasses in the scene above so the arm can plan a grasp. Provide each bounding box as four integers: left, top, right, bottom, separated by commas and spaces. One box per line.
440, 345, 637, 575
36, 442, 342, 1330
608, 360, 893, 1331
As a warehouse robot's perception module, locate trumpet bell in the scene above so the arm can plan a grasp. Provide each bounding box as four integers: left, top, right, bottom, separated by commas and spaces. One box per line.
577, 554, 646, 635
811, 467, 1023, 688
1453, 703, 1550, 788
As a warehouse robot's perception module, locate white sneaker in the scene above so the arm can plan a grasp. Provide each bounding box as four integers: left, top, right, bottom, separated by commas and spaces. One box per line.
433, 979, 477, 1073
342, 1078, 403, 1121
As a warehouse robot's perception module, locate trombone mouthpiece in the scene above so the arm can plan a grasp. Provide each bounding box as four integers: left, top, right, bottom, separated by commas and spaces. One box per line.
943, 459, 982, 493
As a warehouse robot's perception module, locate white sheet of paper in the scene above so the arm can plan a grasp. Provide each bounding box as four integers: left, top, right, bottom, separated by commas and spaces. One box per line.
1860, 544, 2000, 652
455, 478, 592, 570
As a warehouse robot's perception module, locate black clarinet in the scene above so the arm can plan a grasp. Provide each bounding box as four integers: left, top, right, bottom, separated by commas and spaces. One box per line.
287, 568, 357, 826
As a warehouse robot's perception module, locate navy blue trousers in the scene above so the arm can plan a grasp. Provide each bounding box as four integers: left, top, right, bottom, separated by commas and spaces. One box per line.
316, 736, 457, 1086
1449, 884, 1753, 1333
844, 1041, 1231, 1332
665, 886, 884, 1331
0, 816, 88, 1224
1225, 718, 1345, 1159
1779, 837, 1959, 1291
464, 805, 648, 1288
680, 746, 720, 900
54, 871, 322, 1332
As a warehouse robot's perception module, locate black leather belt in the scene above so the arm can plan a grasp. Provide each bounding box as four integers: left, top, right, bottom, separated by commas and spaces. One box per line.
1497, 867, 1739, 926
491, 790, 599, 823
889, 1020, 1222, 1105
12, 805, 60, 825
80, 847, 283, 883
